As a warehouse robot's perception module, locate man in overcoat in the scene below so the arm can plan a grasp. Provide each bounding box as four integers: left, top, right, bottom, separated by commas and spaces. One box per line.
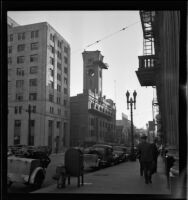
137, 134, 156, 184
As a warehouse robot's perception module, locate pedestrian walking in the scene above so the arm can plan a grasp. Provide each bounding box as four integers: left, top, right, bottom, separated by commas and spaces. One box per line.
137, 134, 156, 184
136, 146, 143, 176
151, 138, 159, 174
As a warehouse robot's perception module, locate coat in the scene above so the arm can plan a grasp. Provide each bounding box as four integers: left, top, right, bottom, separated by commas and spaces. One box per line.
137, 142, 155, 162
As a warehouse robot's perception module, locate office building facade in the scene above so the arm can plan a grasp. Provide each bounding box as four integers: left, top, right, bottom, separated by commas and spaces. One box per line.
8, 18, 70, 152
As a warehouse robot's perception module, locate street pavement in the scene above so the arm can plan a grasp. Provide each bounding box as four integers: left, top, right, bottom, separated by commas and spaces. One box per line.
33, 155, 171, 195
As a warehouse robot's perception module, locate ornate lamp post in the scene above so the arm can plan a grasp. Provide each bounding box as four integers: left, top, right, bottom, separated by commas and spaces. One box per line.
126, 90, 137, 161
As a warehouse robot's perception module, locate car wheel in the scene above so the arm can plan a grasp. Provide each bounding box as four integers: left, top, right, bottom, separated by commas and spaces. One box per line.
32, 171, 45, 189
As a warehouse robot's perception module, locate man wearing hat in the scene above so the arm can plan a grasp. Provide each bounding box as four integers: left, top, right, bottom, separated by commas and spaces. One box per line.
137, 134, 155, 184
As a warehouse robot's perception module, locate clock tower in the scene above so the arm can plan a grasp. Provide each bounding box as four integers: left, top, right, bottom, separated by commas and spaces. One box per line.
82, 50, 108, 97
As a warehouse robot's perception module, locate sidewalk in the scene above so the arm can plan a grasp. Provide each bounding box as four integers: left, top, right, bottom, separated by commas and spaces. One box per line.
33, 156, 171, 195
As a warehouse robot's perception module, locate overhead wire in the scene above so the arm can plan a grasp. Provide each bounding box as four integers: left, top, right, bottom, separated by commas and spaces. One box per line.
71, 20, 140, 54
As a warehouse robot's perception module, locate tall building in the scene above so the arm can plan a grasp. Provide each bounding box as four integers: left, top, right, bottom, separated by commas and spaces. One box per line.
70, 50, 116, 147
135, 11, 180, 150
8, 17, 70, 153
135, 11, 184, 194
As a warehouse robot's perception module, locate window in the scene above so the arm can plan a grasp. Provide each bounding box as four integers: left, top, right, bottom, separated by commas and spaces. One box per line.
57, 108, 61, 115
31, 30, 39, 39
31, 42, 39, 50
53, 35, 55, 42
16, 80, 24, 88
64, 67, 68, 74
17, 44, 25, 52
32, 105, 36, 113
16, 68, 24, 76
64, 56, 68, 64
57, 62, 62, 70
29, 79, 37, 87
58, 40, 62, 48
49, 68, 54, 77
57, 73, 61, 81
64, 46, 69, 54
50, 33, 54, 41
50, 57, 54, 65
8, 46, 12, 54
57, 121, 60, 128
16, 93, 23, 101
50, 45, 54, 53
49, 81, 54, 89
30, 54, 38, 62
18, 32, 25, 40
50, 107, 54, 114
64, 77, 68, 85
57, 97, 61, 104
57, 51, 62, 59
14, 120, 21, 145
19, 106, 22, 114
9, 34, 13, 42
15, 106, 23, 114
30, 66, 38, 74
29, 93, 37, 100
64, 88, 68, 94
57, 84, 61, 92
49, 94, 54, 102
8, 57, 12, 64
17, 56, 25, 64
15, 107, 18, 114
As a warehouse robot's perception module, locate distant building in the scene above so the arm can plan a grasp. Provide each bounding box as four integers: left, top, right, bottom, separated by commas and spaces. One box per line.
70, 51, 116, 146
8, 18, 70, 153
116, 113, 132, 146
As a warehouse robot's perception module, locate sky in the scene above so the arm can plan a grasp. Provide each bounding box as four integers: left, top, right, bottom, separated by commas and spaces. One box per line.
8, 11, 155, 129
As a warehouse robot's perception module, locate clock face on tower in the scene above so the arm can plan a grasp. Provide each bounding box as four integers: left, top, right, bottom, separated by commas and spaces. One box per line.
88, 69, 95, 77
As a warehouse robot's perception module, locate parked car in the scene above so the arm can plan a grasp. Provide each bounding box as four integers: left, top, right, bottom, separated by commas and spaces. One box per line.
113, 146, 127, 163
126, 146, 138, 161
7, 145, 51, 189
88, 144, 114, 167
36, 146, 52, 156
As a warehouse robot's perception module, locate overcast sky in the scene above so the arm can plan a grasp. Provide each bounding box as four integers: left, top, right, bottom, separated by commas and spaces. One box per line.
8, 11, 155, 129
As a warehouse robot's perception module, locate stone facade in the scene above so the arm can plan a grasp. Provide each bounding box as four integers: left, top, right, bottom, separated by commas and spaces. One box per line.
8, 17, 70, 153
70, 51, 116, 146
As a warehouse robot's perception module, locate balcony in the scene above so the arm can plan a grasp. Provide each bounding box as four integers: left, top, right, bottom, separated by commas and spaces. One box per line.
135, 55, 159, 86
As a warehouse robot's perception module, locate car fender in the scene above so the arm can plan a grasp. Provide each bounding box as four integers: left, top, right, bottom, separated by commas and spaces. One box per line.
29, 167, 45, 184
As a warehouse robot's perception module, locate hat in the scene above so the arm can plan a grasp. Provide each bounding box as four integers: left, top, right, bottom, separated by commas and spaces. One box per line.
141, 134, 147, 139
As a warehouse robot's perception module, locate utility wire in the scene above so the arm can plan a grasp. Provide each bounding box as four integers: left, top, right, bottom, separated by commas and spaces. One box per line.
71, 21, 140, 54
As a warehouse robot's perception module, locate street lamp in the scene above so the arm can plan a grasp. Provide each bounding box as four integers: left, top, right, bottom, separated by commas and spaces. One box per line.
126, 90, 137, 161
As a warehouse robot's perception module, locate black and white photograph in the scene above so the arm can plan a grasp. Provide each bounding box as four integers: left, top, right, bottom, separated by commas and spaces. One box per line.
2, 1, 187, 200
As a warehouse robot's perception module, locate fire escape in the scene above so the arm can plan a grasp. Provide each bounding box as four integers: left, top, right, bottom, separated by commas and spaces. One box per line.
136, 11, 159, 86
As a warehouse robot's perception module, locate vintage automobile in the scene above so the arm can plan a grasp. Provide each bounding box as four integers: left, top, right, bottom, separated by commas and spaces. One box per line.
126, 146, 138, 161
71, 147, 100, 170
88, 144, 114, 167
7, 145, 51, 189
112, 146, 127, 163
